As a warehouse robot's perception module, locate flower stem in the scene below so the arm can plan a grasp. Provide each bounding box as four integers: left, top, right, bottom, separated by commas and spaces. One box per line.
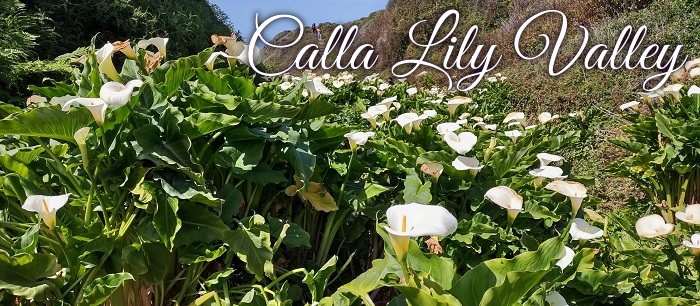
36, 138, 85, 197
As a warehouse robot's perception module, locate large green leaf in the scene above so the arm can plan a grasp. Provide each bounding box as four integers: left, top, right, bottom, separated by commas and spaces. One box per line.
224, 215, 274, 280
215, 141, 266, 174
0, 106, 93, 142
156, 173, 222, 206
449, 238, 564, 306
175, 203, 230, 246
403, 170, 432, 204
304, 256, 338, 301
77, 273, 134, 306
133, 123, 201, 174
182, 112, 240, 139
153, 195, 181, 250
0, 251, 62, 301
337, 255, 402, 299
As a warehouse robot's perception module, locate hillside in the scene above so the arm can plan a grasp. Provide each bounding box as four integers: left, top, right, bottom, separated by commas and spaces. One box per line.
263, 0, 700, 208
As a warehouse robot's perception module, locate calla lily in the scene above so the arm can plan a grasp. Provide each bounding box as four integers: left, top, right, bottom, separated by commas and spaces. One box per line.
503, 112, 526, 125
332, 80, 344, 88
537, 153, 564, 167
688, 85, 700, 96
683, 234, 700, 256
570, 218, 604, 241
74, 127, 90, 170
446, 97, 471, 117
636, 214, 674, 238
484, 124, 498, 131
525, 125, 538, 130
136, 37, 169, 58
530, 166, 567, 188
384, 203, 458, 260
436, 122, 461, 135
112, 40, 136, 60
675, 204, 700, 224
361, 105, 389, 128
96, 43, 121, 81
99, 80, 143, 108
507, 121, 522, 128
228, 42, 262, 67
378, 83, 390, 91
421, 162, 444, 179
421, 109, 437, 119
204, 51, 236, 71
406, 87, 418, 96
62, 98, 108, 125
305, 79, 334, 100
545, 291, 569, 306
619, 101, 641, 111
662, 84, 684, 100
344, 132, 375, 151
377, 96, 401, 111
545, 181, 587, 213
485, 186, 523, 222
504, 130, 522, 142
22, 194, 71, 229
280, 81, 293, 91
471, 116, 484, 123
538, 112, 559, 124
395, 113, 423, 134
452, 156, 483, 176
444, 131, 477, 155
555, 247, 575, 269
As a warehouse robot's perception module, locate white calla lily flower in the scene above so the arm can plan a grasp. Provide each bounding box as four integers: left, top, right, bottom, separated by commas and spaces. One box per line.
525, 125, 538, 130
204, 51, 235, 71
636, 214, 674, 238
333, 80, 345, 88
503, 112, 526, 125
504, 130, 522, 142
638, 215, 675, 237
99, 80, 143, 108
530, 166, 567, 188
378, 83, 390, 91
279, 81, 293, 91
406, 87, 418, 96
538, 112, 559, 124
395, 112, 427, 134
537, 153, 564, 167
452, 156, 483, 176
96, 43, 121, 81
570, 218, 604, 241
361, 105, 389, 128
446, 97, 471, 117
421, 109, 437, 119
545, 181, 587, 213
545, 291, 569, 306
62, 98, 108, 126
444, 131, 477, 155
75, 127, 90, 170
683, 234, 700, 256
507, 121, 522, 128
344, 132, 375, 151
384, 203, 457, 259
676, 204, 700, 224
555, 247, 575, 269
436, 122, 461, 135
136, 37, 169, 58
688, 85, 700, 96
485, 186, 523, 222
619, 101, 641, 111
662, 84, 684, 100
377, 96, 401, 111
305, 79, 334, 100
22, 194, 71, 229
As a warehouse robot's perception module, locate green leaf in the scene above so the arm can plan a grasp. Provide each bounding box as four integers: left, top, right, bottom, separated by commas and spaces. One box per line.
337, 255, 402, 298
121, 243, 168, 284
655, 113, 683, 147
12, 224, 40, 255
179, 245, 227, 264
156, 174, 222, 206
182, 112, 240, 139
133, 123, 202, 174
194, 68, 231, 94
632, 297, 694, 306
406, 240, 455, 289
153, 196, 181, 250
304, 256, 338, 301
0, 251, 62, 301
215, 141, 266, 174
224, 215, 274, 280
0, 106, 93, 142
449, 238, 564, 306
403, 170, 432, 204
225, 75, 256, 99
175, 203, 230, 246
77, 273, 134, 306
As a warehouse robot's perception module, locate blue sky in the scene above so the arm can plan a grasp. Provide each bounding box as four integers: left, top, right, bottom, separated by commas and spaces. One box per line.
210, 0, 388, 42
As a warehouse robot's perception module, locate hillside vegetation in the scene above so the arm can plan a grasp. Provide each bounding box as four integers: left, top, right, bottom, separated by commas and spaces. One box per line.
263, 0, 700, 208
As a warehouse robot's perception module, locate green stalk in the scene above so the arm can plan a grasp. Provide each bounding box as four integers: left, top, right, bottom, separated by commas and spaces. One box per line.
317, 151, 355, 263
264, 268, 306, 289
664, 236, 686, 281
100, 126, 113, 167
84, 164, 100, 223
